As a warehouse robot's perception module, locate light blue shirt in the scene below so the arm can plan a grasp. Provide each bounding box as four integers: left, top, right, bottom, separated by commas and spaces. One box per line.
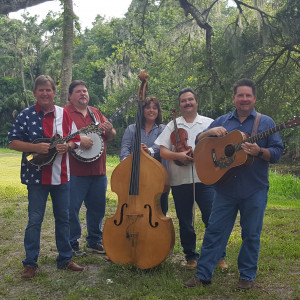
119, 123, 168, 169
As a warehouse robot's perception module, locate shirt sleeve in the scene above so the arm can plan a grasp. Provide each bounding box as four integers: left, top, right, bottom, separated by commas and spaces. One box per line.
8, 110, 29, 143
261, 117, 284, 164
119, 125, 135, 161
148, 125, 165, 159
154, 123, 173, 150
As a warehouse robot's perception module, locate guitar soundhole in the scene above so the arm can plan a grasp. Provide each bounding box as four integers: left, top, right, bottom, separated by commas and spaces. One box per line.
224, 144, 235, 157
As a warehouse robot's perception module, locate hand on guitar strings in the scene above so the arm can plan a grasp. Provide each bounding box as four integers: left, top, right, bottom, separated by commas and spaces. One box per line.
241, 142, 260, 156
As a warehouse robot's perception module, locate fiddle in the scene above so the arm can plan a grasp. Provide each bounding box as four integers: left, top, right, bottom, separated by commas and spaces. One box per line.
170, 108, 193, 166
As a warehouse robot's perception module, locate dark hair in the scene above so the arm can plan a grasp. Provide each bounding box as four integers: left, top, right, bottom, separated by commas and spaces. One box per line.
142, 96, 162, 126
33, 75, 56, 92
69, 80, 87, 94
233, 78, 256, 96
178, 88, 197, 103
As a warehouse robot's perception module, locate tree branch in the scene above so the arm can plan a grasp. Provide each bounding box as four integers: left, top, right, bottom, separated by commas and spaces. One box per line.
0, 0, 53, 14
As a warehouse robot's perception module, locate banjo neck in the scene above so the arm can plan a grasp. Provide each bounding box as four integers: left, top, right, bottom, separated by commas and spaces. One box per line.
90, 94, 137, 133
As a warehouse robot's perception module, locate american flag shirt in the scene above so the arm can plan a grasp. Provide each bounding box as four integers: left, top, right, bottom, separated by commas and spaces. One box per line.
8, 103, 79, 185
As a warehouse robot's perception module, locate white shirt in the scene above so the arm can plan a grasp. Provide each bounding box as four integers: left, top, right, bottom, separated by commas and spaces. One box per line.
155, 114, 213, 186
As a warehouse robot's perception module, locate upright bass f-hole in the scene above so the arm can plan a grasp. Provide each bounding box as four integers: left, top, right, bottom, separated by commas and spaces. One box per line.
144, 204, 159, 228
113, 203, 128, 226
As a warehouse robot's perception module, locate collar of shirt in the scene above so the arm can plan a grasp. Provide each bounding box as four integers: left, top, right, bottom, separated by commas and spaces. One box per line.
65, 103, 82, 114
229, 108, 257, 121
176, 114, 202, 127
35, 102, 55, 116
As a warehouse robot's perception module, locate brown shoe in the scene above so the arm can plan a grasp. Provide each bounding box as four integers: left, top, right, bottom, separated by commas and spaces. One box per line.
21, 266, 36, 279
237, 279, 254, 290
217, 259, 229, 269
65, 261, 84, 271
186, 259, 198, 269
184, 276, 211, 288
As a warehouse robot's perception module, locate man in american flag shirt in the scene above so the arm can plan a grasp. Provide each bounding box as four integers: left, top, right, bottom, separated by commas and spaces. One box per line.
8, 75, 84, 279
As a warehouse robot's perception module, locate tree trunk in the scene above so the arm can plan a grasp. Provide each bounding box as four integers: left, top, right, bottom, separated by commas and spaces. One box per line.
59, 0, 73, 106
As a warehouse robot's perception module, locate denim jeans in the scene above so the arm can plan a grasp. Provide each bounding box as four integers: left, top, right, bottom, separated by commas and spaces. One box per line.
196, 188, 268, 281
160, 189, 170, 216
23, 182, 72, 268
171, 183, 214, 261
69, 175, 107, 247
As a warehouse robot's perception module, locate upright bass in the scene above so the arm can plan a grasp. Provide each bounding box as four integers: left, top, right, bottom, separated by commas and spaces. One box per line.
102, 70, 175, 269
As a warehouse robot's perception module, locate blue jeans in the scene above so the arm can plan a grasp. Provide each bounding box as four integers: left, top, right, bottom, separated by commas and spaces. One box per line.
23, 183, 72, 268
171, 183, 214, 261
160, 189, 170, 216
69, 175, 107, 247
196, 188, 268, 281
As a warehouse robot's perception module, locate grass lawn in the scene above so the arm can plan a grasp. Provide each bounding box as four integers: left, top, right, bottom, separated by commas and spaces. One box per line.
0, 149, 299, 299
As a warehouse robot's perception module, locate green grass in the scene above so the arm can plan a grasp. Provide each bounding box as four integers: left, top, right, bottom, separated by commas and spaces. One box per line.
0, 149, 299, 299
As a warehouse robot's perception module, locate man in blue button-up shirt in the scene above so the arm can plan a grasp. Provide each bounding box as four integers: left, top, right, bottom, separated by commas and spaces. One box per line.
184, 78, 284, 290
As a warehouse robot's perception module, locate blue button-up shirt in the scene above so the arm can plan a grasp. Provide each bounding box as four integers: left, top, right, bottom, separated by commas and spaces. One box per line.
119, 123, 168, 169
198, 109, 284, 198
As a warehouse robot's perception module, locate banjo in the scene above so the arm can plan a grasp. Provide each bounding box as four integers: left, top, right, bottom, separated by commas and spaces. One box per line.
71, 95, 136, 162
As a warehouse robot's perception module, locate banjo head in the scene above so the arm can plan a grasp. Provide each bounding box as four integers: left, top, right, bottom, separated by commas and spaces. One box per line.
72, 131, 104, 162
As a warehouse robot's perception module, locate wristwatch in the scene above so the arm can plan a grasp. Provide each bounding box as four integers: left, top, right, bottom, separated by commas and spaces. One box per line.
257, 148, 263, 158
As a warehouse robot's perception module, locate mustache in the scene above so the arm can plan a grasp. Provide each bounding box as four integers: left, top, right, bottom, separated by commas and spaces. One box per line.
184, 104, 193, 108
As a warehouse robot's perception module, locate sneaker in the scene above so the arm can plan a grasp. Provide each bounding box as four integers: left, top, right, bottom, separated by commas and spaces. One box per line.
72, 245, 86, 257
86, 243, 106, 254
186, 259, 198, 269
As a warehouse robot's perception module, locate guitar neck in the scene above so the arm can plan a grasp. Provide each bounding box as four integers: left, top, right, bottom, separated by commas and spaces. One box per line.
236, 122, 287, 150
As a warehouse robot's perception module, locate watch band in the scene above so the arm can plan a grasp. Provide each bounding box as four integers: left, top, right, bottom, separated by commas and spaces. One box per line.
257, 148, 263, 158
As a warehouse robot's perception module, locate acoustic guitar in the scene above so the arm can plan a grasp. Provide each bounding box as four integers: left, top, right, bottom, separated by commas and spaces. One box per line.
194, 116, 300, 185
25, 123, 97, 169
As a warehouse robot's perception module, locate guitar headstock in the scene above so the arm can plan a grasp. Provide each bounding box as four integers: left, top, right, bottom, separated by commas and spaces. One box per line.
284, 116, 300, 128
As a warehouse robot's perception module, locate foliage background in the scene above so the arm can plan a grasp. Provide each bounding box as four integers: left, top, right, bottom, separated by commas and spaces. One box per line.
0, 0, 299, 158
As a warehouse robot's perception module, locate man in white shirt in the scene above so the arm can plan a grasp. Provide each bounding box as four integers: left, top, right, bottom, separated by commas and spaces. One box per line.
155, 88, 227, 269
